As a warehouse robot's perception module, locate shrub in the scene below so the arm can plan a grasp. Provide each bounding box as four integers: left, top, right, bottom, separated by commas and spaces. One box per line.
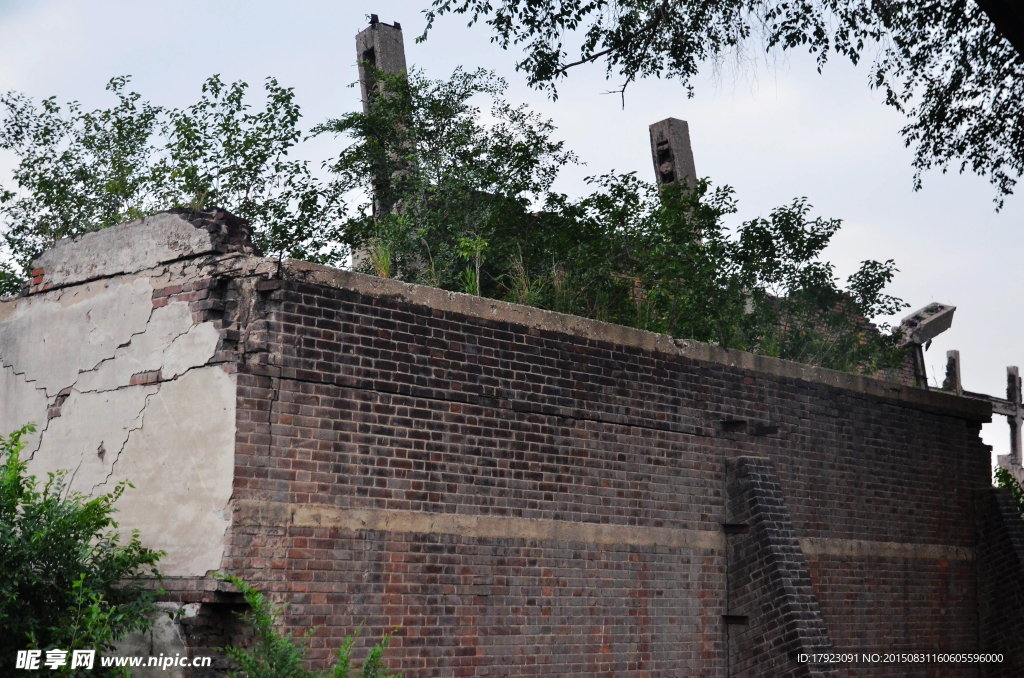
0, 424, 164, 676
218, 574, 399, 678
995, 466, 1024, 518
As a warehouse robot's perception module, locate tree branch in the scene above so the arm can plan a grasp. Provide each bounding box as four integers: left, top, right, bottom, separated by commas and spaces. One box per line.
552, 1, 671, 78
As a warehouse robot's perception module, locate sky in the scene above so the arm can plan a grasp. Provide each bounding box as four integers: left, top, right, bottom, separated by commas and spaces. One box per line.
1, 0, 1021, 460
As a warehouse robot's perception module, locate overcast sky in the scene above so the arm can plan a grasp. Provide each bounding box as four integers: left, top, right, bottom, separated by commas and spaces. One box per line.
2, 0, 1021, 460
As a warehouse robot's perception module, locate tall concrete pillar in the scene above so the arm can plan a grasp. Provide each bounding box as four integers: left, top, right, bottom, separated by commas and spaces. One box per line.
356, 15, 408, 112
353, 16, 410, 272
649, 118, 697, 192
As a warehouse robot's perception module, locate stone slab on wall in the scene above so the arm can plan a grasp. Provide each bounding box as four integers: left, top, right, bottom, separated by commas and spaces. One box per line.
27, 210, 255, 294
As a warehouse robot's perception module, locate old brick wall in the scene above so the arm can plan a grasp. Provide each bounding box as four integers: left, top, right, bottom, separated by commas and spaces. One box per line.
10, 214, 1006, 676
213, 265, 995, 678
976, 489, 1024, 676
726, 456, 836, 678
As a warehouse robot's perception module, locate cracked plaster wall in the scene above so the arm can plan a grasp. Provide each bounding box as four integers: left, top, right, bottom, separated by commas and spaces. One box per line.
0, 269, 236, 577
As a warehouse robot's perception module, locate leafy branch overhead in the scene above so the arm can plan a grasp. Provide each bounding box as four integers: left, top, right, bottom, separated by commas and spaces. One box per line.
421, 0, 1024, 207
1, 67, 908, 375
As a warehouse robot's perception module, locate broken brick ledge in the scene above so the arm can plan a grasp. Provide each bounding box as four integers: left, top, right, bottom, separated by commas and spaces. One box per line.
280, 258, 992, 424
24, 209, 258, 294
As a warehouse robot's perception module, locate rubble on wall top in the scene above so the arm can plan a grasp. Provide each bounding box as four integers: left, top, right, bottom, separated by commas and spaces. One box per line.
163, 207, 260, 257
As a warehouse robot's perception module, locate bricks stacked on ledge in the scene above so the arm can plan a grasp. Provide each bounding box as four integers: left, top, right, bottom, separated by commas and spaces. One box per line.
0, 209, 1017, 677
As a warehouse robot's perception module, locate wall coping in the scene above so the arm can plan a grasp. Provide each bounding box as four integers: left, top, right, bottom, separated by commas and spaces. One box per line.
281, 258, 993, 424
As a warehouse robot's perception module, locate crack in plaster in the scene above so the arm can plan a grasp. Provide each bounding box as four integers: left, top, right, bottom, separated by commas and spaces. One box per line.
64, 456, 84, 498
0, 359, 48, 396
71, 319, 200, 396
71, 303, 161, 389
88, 385, 159, 496
77, 362, 232, 500
1, 277, 155, 398
8, 307, 197, 459
2, 364, 59, 461
27, 406, 56, 461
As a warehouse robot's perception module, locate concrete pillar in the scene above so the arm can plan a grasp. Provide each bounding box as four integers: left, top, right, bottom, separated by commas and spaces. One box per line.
356, 15, 407, 113
649, 118, 697, 192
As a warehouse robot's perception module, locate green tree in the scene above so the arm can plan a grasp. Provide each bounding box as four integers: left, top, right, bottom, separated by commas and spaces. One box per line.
152, 75, 347, 263
314, 67, 573, 286
0, 424, 164, 676
421, 0, 1024, 207
2, 67, 907, 374
0, 75, 346, 296
995, 467, 1024, 518
322, 67, 907, 371
0, 77, 161, 295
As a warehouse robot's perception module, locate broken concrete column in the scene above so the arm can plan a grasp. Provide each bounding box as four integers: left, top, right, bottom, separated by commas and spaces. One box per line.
649, 118, 697, 192
356, 15, 408, 113
943, 349, 963, 395
896, 302, 957, 389
353, 16, 411, 272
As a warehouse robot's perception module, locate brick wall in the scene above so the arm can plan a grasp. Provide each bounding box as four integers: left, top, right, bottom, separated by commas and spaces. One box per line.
976, 489, 1024, 677
208, 268, 997, 677
726, 456, 836, 678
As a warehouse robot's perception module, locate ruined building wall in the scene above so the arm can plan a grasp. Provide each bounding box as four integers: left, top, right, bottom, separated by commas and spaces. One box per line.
226, 264, 994, 678
1, 213, 1014, 677
0, 211, 260, 577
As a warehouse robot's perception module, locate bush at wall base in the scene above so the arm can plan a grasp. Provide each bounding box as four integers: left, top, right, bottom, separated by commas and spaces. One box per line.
217, 574, 400, 678
0, 423, 164, 677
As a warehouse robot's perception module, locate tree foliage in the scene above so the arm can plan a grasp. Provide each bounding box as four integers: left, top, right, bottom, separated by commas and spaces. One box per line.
995, 466, 1024, 518
0, 424, 164, 676
315, 67, 574, 290
1, 67, 907, 373
421, 0, 1024, 207
0, 75, 346, 295
322, 67, 908, 372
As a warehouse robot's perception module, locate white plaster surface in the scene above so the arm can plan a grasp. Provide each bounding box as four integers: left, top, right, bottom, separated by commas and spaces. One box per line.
74, 300, 219, 392
114, 367, 236, 576
0, 363, 48, 452
0, 276, 154, 396
32, 212, 217, 289
29, 384, 158, 492
1, 272, 237, 578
